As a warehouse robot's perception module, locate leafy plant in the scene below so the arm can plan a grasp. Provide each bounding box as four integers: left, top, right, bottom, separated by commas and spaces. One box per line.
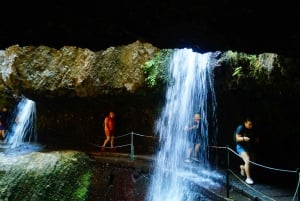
232, 66, 243, 78
142, 49, 174, 87
228, 52, 273, 83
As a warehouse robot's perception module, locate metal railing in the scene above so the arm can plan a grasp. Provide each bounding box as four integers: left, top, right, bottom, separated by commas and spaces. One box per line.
90, 131, 156, 160
90, 132, 299, 201
210, 145, 299, 201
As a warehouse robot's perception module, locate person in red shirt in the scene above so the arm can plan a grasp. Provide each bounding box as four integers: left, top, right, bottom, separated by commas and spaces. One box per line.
101, 111, 116, 151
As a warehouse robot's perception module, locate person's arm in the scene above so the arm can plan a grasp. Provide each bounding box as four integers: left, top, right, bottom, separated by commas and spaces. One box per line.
184, 122, 197, 131
236, 133, 250, 142
184, 123, 190, 131
184, 125, 191, 131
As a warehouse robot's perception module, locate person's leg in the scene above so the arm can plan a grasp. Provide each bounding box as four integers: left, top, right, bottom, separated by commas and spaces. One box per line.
185, 147, 192, 162
240, 152, 250, 177
102, 136, 110, 147
0, 130, 4, 140
236, 145, 246, 176
193, 143, 200, 160
110, 136, 114, 147
240, 151, 253, 184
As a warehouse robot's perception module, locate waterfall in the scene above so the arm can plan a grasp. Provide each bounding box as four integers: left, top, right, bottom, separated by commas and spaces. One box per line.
4, 96, 38, 149
146, 49, 219, 201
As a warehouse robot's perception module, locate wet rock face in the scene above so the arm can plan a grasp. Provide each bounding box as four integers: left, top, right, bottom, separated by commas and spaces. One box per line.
0, 150, 92, 201
0, 41, 158, 98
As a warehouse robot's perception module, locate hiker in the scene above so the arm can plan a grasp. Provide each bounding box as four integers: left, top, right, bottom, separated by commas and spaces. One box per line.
101, 111, 116, 151
0, 106, 10, 140
184, 113, 202, 162
234, 117, 259, 185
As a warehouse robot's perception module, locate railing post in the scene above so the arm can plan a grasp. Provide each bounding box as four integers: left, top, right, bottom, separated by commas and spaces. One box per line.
130, 131, 134, 160
297, 168, 300, 201
226, 145, 230, 198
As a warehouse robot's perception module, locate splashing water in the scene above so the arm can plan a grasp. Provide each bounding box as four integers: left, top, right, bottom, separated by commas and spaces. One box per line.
4, 97, 38, 149
146, 49, 219, 201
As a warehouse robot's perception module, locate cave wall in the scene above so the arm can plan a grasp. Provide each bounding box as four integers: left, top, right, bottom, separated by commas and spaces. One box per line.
34, 95, 162, 154
213, 53, 300, 169
0, 42, 299, 170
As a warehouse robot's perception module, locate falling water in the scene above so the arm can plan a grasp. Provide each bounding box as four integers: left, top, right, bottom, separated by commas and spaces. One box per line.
146, 49, 219, 201
4, 96, 38, 149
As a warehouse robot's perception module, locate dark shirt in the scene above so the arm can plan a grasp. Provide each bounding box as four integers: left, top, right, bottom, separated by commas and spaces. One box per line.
187, 120, 202, 143
235, 124, 256, 152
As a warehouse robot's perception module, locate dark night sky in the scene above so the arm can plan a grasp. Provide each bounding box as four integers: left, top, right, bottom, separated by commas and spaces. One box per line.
1, 1, 299, 56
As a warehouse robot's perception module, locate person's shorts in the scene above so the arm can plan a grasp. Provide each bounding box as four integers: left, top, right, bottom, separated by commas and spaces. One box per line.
236, 144, 247, 154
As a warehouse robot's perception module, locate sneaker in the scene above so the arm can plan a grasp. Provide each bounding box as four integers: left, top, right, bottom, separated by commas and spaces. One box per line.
184, 159, 192, 163
245, 178, 254, 185
240, 165, 245, 177
101, 147, 105, 152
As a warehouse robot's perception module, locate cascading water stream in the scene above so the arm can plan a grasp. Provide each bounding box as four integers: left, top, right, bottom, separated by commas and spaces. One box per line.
4, 96, 39, 152
146, 49, 219, 201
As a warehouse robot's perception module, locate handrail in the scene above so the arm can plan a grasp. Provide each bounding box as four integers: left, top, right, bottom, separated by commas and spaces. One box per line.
90, 131, 157, 160
210, 145, 299, 201
90, 132, 299, 201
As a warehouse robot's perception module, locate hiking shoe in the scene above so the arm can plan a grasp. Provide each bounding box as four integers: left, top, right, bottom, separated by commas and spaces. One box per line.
240, 165, 245, 177
245, 178, 254, 185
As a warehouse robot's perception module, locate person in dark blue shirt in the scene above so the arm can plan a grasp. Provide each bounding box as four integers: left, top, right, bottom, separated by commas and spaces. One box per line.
185, 113, 202, 163
234, 117, 258, 185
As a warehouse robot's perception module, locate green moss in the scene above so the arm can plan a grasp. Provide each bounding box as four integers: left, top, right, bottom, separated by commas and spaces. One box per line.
0, 151, 92, 201
72, 170, 92, 201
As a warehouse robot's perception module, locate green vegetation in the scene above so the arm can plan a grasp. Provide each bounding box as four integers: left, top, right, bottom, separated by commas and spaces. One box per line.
221, 51, 277, 86
0, 151, 92, 201
72, 170, 92, 201
142, 49, 174, 87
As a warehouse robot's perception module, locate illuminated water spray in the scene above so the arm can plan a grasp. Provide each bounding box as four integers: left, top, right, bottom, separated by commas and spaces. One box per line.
4, 96, 37, 149
146, 49, 219, 201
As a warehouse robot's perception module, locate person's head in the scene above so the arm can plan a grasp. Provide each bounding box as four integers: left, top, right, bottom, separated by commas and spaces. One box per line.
109, 112, 115, 118
244, 117, 253, 129
194, 113, 201, 121
2, 107, 7, 112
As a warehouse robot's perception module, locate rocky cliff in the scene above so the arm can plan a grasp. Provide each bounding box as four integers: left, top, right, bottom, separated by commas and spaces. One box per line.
0, 41, 158, 98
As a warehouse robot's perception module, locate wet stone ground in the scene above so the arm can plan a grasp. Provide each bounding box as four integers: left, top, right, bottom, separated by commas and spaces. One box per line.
87, 151, 254, 201
0, 143, 294, 201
